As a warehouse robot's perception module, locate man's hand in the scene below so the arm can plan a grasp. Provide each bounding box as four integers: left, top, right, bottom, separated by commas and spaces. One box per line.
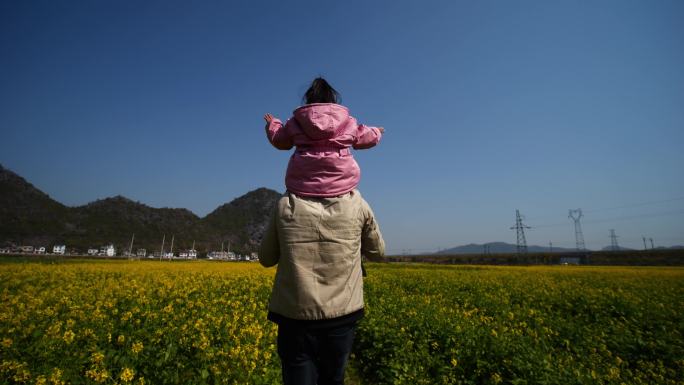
363, 253, 385, 263
264, 113, 274, 124
377, 127, 385, 134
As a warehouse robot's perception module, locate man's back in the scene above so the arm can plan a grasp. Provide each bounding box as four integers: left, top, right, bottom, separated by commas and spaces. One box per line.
259, 189, 384, 321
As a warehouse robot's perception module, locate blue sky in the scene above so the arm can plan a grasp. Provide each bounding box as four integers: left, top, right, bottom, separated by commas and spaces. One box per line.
2, 0, 683, 252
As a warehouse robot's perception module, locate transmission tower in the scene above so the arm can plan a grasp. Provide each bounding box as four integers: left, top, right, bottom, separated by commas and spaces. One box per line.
650, 238, 655, 249
642, 236, 647, 250
568, 209, 586, 250
609, 229, 619, 251
510, 210, 531, 254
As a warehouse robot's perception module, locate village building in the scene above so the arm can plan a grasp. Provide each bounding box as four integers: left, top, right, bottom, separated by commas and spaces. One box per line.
560, 257, 581, 265
136, 249, 147, 258
99, 244, 115, 257
19, 245, 34, 253
177, 249, 198, 259
52, 245, 65, 255
207, 251, 236, 260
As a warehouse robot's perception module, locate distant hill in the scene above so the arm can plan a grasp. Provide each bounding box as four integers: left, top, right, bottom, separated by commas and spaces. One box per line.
437, 242, 577, 254
437, 242, 683, 255
600, 245, 684, 251
0, 164, 282, 254
600, 246, 635, 251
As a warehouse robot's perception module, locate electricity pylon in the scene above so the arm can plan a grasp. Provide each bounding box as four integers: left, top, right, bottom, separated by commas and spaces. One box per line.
510, 210, 531, 255
568, 209, 586, 251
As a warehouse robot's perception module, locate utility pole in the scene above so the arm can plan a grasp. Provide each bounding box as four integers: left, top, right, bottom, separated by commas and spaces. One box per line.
650, 238, 655, 250
128, 234, 135, 258
549, 242, 553, 253
568, 209, 586, 251
160, 234, 165, 262
169, 235, 174, 260
642, 237, 647, 251
609, 229, 619, 251
510, 210, 531, 255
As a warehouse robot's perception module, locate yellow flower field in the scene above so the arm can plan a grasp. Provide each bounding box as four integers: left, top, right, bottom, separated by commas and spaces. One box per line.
1, 259, 682, 384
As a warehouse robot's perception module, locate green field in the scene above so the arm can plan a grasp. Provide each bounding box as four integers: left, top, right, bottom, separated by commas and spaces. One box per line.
1, 259, 682, 384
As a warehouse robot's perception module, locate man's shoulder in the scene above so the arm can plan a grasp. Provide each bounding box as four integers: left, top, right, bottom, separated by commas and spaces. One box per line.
282, 190, 365, 203
278, 190, 369, 216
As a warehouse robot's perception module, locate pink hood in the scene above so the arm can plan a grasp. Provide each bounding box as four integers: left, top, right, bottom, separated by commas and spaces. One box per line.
293, 103, 351, 140
266, 103, 382, 197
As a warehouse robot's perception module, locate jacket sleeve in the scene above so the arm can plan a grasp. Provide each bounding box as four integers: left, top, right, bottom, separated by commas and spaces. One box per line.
353, 124, 382, 150
266, 118, 295, 150
360, 199, 385, 261
259, 209, 280, 267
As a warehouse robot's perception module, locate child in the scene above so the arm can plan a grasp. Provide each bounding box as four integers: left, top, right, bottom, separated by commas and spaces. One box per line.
263, 77, 384, 197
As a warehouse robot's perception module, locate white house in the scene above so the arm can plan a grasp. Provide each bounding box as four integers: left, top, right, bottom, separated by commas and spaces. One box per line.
36, 247, 46, 254
99, 244, 115, 257
53, 245, 65, 255
560, 257, 581, 265
207, 251, 236, 260
136, 249, 147, 258
177, 249, 197, 259
87, 248, 98, 256
20, 245, 34, 253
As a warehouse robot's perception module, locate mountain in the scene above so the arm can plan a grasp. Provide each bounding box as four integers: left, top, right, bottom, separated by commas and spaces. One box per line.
436, 242, 577, 255
69, 196, 205, 252
0, 165, 70, 245
202, 188, 282, 252
0, 164, 282, 254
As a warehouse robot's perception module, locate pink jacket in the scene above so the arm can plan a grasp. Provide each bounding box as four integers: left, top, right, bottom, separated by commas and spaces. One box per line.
266, 103, 382, 197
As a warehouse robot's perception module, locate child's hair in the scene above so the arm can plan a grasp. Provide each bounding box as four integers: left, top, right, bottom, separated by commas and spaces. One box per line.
303, 77, 340, 104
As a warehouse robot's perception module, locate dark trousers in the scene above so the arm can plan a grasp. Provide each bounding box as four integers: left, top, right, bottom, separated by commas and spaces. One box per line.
277, 322, 357, 385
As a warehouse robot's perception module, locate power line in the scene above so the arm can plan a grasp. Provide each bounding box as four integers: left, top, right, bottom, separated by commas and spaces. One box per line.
581, 209, 684, 225
531, 208, 684, 228
524, 195, 684, 222
584, 196, 684, 214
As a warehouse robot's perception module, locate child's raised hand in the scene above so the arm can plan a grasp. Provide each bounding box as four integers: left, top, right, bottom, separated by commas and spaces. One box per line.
378, 127, 385, 134
264, 113, 274, 124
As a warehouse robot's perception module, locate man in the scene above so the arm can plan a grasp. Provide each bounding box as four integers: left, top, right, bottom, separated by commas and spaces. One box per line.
259, 189, 385, 385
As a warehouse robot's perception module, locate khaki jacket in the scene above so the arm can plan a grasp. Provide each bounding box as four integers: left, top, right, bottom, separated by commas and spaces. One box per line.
259, 190, 385, 320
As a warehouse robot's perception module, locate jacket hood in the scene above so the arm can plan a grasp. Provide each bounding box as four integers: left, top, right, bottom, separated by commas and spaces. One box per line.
293, 103, 350, 140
